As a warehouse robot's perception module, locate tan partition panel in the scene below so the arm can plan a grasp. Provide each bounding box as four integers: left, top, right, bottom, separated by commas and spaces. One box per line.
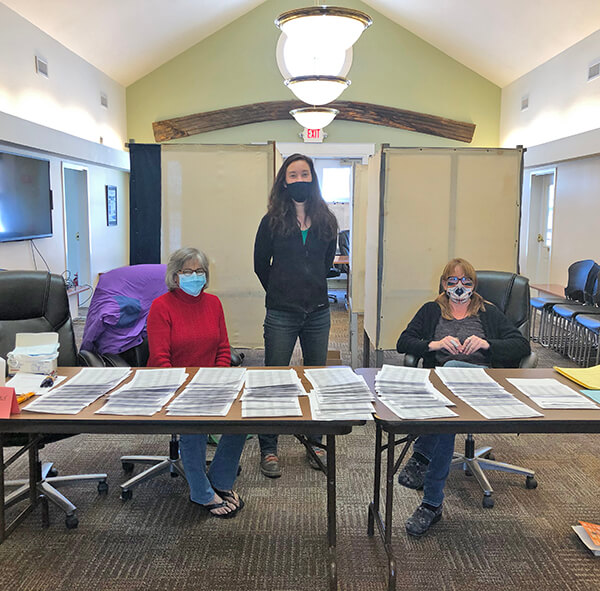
161, 144, 275, 348
368, 147, 523, 352
454, 150, 521, 271
351, 162, 368, 313
363, 150, 382, 344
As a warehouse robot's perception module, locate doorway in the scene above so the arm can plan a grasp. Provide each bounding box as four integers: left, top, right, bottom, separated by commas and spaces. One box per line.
62, 165, 91, 289
525, 169, 556, 284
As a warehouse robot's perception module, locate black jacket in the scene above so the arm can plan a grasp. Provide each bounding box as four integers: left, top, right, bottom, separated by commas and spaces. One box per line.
253, 214, 337, 314
396, 301, 531, 368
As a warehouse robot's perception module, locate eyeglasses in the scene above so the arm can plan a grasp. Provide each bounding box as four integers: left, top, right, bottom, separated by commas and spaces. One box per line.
445, 276, 474, 287
178, 269, 205, 277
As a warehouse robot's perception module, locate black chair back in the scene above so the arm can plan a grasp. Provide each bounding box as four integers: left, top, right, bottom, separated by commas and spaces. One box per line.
565, 259, 597, 302
337, 230, 350, 274
0, 270, 78, 366
475, 271, 530, 340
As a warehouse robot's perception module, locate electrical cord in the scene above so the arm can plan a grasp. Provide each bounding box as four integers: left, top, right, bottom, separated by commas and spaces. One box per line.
30, 240, 51, 271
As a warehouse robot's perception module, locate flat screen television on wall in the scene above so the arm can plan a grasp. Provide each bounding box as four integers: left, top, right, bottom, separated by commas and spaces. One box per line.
0, 151, 52, 243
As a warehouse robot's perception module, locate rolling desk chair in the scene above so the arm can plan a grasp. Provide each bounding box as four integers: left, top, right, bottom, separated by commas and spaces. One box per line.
404, 270, 538, 508
0, 270, 107, 529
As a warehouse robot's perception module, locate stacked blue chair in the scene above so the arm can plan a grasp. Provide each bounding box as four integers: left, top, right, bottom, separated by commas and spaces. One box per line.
573, 274, 600, 366
530, 259, 596, 346
548, 264, 600, 358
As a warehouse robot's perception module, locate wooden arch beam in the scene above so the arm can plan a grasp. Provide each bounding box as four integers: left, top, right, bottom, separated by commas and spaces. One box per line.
152, 100, 475, 144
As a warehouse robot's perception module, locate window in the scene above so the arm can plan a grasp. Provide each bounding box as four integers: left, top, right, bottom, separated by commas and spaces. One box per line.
314, 159, 353, 203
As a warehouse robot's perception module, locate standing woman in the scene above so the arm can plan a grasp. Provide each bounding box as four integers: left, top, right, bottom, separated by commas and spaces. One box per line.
254, 154, 338, 478
147, 247, 246, 518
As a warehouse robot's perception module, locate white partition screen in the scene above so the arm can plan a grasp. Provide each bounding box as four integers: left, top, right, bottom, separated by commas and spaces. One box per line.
161, 143, 275, 347
364, 146, 523, 356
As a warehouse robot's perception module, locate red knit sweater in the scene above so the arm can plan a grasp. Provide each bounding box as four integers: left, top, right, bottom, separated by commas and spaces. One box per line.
147, 289, 231, 368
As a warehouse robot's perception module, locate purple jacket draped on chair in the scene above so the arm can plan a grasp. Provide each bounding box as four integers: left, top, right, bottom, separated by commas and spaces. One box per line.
80, 264, 167, 355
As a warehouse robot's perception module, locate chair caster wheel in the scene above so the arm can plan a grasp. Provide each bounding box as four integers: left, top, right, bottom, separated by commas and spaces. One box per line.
48, 467, 59, 477
482, 495, 494, 509
464, 468, 473, 477
526, 476, 538, 489
122, 462, 134, 473
98, 481, 109, 494
237, 465, 242, 476
170, 471, 179, 478
65, 515, 79, 529
121, 489, 133, 501
484, 452, 495, 461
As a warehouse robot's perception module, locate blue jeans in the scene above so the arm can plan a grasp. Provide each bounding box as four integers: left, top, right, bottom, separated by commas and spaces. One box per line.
179, 433, 246, 505
258, 307, 331, 456
412, 359, 487, 506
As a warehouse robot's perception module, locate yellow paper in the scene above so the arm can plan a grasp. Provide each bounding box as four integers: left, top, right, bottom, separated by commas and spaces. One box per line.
554, 365, 600, 390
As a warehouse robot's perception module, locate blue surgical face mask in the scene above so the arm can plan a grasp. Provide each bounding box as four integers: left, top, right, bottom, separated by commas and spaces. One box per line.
178, 273, 206, 297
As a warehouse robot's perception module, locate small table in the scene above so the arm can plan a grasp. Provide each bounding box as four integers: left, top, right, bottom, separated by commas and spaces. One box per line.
66, 286, 91, 318
530, 283, 565, 298
357, 367, 600, 591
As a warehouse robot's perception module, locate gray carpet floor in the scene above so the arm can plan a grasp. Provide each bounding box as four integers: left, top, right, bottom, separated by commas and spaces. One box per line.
2, 294, 598, 591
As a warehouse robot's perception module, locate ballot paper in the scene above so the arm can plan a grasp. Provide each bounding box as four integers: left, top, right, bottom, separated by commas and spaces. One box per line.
507, 378, 600, 410
23, 367, 131, 415
435, 367, 543, 420
166, 367, 246, 416
7, 372, 66, 395
96, 367, 187, 416
241, 369, 305, 417
304, 367, 375, 420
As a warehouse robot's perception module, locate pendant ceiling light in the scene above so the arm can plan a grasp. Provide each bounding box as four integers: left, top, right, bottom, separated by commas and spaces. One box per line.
290, 106, 339, 129
275, 6, 372, 52
284, 75, 350, 105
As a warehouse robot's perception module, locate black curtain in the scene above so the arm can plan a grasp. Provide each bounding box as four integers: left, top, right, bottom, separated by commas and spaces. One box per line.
129, 143, 161, 264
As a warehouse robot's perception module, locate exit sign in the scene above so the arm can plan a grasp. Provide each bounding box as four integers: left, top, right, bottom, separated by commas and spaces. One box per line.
302, 128, 324, 143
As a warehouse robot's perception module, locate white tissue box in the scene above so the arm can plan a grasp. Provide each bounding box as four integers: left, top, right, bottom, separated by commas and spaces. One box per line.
7, 332, 60, 375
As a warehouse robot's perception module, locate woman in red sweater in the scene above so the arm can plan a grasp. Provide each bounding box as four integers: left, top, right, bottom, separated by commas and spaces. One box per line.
147, 247, 246, 518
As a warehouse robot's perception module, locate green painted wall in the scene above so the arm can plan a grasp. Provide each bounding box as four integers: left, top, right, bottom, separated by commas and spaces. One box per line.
126, 0, 500, 147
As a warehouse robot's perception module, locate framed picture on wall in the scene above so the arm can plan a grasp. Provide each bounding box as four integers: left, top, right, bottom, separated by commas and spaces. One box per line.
106, 185, 117, 226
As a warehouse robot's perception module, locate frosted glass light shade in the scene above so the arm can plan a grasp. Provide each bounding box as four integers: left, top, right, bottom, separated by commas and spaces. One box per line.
275, 6, 372, 51
285, 76, 350, 105
277, 33, 352, 78
290, 107, 339, 129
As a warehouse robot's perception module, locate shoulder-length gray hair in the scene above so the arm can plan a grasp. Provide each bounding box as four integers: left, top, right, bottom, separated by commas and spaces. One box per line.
165, 247, 210, 291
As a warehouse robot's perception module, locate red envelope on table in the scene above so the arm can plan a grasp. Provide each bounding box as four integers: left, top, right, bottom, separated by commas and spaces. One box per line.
0, 386, 20, 418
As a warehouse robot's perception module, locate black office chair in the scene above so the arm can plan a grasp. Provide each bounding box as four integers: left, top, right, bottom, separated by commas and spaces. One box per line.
337, 229, 350, 275
101, 340, 244, 500
0, 270, 107, 529
404, 270, 538, 508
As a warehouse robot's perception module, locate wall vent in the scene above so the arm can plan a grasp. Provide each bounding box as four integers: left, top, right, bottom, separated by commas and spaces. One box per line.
35, 55, 48, 78
588, 61, 600, 81
100, 92, 108, 108
520, 94, 529, 111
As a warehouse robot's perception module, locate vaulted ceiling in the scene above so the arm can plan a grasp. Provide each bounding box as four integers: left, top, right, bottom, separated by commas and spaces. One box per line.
3, 0, 600, 87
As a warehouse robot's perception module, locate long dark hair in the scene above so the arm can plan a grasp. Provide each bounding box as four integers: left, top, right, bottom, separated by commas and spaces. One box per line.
267, 153, 338, 240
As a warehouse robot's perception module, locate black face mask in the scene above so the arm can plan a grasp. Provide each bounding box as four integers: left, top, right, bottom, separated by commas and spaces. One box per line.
286, 181, 311, 203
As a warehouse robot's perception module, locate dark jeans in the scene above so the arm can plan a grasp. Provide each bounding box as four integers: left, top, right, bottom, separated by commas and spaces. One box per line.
258, 307, 331, 457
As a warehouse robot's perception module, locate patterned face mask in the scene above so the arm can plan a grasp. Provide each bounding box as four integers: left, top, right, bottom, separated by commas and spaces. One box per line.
446, 284, 473, 304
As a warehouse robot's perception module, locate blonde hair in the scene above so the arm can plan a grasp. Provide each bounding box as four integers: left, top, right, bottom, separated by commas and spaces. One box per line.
435, 258, 486, 320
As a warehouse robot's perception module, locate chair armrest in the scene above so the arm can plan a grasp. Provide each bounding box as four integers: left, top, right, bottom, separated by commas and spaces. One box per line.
230, 347, 245, 367
77, 350, 106, 367
403, 353, 420, 367
101, 353, 132, 367
519, 351, 538, 369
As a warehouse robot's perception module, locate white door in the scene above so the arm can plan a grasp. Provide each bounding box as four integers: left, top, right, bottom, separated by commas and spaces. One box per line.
63, 165, 91, 289
526, 170, 556, 284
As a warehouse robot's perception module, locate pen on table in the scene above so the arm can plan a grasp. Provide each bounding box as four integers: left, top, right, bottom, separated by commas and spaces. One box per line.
17, 391, 36, 404
40, 375, 55, 388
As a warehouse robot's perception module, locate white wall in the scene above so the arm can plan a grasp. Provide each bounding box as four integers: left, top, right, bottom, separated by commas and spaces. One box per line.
500, 29, 600, 149
0, 3, 127, 151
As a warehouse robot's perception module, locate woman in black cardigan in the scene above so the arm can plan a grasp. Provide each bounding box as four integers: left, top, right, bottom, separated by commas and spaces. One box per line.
396, 258, 530, 536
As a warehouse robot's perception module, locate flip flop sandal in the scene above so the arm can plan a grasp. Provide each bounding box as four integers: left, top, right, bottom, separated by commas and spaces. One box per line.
193, 499, 239, 519
214, 489, 245, 511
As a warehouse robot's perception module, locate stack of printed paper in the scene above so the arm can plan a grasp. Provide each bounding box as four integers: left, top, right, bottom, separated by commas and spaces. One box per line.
241, 369, 304, 417
375, 365, 457, 420
435, 367, 543, 419
24, 367, 131, 414
304, 367, 375, 420
167, 367, 246, 416
507, 378, 600, 410
96, 368, 187, 416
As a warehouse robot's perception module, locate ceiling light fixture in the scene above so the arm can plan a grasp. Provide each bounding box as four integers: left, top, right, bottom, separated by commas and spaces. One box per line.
284, 75, 350, 105
275, 6, 372, 51
289, 106, 339, 129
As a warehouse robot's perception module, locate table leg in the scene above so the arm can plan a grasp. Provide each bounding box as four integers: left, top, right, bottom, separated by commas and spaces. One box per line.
367, 423, 383, 536
326, 434, 337, 591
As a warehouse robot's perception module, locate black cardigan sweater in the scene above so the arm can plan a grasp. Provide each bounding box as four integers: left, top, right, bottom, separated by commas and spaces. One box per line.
396, 301, 531, 368
253, 214, 337, 314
